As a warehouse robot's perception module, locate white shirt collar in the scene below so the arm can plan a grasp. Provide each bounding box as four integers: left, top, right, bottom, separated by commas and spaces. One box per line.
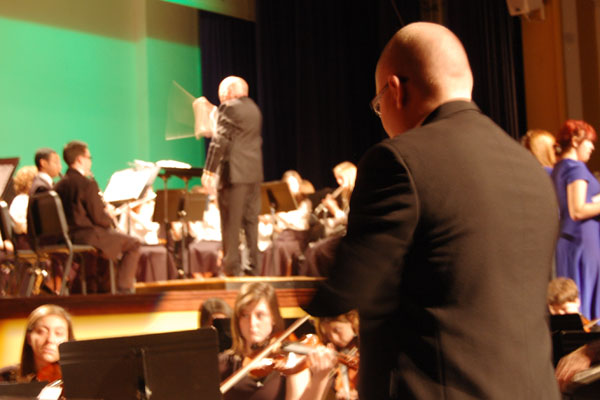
38, 171, 53, 186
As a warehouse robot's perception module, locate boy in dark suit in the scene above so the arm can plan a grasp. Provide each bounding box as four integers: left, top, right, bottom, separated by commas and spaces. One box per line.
54, 141, 140, 293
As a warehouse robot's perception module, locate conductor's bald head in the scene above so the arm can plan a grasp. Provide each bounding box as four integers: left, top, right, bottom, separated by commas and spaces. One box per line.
218, 76, 249, 104
374, 22, 473, 137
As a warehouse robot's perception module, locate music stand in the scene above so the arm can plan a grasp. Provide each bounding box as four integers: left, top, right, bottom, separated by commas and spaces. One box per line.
0, 381, 47, 399
153, 190, 207, 276
260, 181, 298, 215
59, 329, 221, 400
0, 158, 19, 203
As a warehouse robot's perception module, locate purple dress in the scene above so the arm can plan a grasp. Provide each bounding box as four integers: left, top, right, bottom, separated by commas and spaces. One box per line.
552, 159, 600, 319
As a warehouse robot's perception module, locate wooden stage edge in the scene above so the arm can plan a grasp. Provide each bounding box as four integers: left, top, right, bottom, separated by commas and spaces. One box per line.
0, 276, 323, 318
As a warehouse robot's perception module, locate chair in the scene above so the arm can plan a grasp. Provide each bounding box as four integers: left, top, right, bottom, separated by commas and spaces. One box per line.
0, 200, 40, 296
27, 191, 116, 295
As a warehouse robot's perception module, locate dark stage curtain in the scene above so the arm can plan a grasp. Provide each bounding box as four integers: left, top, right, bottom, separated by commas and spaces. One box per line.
198, 11, 258, 105
198, 0, 526, 188
446, 1, 526, 140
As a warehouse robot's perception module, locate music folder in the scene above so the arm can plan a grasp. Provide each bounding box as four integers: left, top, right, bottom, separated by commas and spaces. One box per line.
59, 329, 221, 400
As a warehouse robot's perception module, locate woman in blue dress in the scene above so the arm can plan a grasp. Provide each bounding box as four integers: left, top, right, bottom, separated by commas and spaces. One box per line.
552, 119, 600, 320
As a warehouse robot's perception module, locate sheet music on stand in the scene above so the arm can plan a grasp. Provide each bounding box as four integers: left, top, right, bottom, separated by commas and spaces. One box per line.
103, 165, 161, 204
0, 158, 19, 200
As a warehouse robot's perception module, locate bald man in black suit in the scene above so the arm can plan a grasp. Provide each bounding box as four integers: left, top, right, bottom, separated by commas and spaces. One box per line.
202, 76, 263, 277
305, 22, 560, 399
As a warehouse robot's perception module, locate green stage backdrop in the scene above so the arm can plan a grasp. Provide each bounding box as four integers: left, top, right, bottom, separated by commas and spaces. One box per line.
0, 0, 205, 192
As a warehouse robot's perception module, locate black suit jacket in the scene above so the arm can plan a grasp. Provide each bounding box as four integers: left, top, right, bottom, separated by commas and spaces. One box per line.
53, 168, 124, 259
306, 101, 560, 399
29, 173, 52, 196
204, 96, 263, 185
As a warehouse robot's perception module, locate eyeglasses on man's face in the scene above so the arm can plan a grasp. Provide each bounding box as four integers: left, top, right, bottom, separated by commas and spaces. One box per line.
370, 83, 389, 118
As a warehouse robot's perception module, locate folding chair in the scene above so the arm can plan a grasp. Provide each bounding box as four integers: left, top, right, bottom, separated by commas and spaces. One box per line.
28, 191, 116, 295
0, 200, 40, 296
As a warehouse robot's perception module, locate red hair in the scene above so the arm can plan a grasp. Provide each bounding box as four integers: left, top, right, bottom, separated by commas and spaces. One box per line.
555, 119, 597, 156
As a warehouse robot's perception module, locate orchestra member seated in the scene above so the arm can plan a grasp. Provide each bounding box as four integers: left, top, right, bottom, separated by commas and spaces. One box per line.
199, 297, 232, 328
318, 161, 356, 237
219, 282, 335, 400
185, 186, 224, 278
521, 129, 556, 175
260, 171, 312, 276
315, 310, 359, 400
116, 189, 160, 245
9, 165, 37, 241
30, 148, 62, 195
53, 141, 141, 293
0, 304, 74, 383
556, 340, 600, 393
548, 277, 599, 331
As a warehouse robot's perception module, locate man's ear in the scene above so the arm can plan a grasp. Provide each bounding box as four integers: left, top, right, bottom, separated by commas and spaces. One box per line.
388, 75, 405, 109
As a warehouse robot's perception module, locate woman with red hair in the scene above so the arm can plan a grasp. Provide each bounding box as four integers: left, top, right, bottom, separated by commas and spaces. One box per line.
552, 119, 600, 320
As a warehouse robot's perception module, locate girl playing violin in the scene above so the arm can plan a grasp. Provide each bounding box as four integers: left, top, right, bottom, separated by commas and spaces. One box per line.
315, 310, 359, 400
0, 304, 74, 383
219, 282, 336, 400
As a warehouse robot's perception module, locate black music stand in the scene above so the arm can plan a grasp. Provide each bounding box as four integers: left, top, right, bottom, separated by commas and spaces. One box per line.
260, 181, 298, 215
0, 157, 19, 203
0, 381, 47, 399
260, 181, 298, 275
59, 329, 221, 400
153, 190, 207, 277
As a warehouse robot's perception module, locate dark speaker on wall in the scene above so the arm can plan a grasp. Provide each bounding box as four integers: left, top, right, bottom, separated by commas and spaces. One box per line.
506, 0, 544, 16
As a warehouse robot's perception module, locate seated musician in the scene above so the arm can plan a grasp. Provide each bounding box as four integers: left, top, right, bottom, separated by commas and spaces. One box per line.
199, 297, 232, 328
30, 148, 62, 195
219, 282, 336, 400
260, 171, 312, 276
0, 304, 74, 383
115, 189, 160, 245
318, 161, 356, 237
315, 310, 359, 400
298, 162, 356, 277
548, 277, 599, 331
9, 165, 38, 239
556, 340, 600, 392
53, 141, 141, 293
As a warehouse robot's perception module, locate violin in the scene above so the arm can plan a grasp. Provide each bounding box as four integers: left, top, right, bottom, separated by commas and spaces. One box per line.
36, 362, 62, 383
333, 344, 359, 400
220, 316, 311, 394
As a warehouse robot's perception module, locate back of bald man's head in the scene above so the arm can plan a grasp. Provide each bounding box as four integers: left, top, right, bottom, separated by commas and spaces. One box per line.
218, 76, 249, 103
378, 22, 473, 102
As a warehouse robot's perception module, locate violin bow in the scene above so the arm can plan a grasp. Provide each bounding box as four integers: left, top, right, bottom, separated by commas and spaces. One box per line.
220, 315, 310, 394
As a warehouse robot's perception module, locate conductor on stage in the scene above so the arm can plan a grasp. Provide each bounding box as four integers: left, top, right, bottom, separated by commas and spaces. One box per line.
305, 22, 560, 399
201, 76, 263, 276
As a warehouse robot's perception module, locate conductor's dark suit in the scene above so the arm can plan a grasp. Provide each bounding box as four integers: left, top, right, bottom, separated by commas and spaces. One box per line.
204, 96, 263, 276
54, 168, 141, 291
306, 101, 560, 399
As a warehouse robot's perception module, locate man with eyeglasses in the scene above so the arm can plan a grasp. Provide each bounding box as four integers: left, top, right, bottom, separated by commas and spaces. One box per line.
53, 140, 141, 294
306, 22, 560, 399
